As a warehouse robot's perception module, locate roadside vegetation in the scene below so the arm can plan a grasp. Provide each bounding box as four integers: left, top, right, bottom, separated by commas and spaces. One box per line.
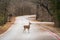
0, 0, 10, 26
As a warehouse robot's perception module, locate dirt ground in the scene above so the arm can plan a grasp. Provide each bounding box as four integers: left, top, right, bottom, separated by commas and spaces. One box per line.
37, 23, 60, 36
44, 24, 60, 36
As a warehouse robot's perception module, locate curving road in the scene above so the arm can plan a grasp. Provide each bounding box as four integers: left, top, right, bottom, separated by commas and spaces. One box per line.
0, 15, 60, 40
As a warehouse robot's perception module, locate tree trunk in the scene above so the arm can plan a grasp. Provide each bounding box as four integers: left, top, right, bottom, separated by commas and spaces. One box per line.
53, 11, 60, 28
54, 17, 60, 28
36, 5, 39, 20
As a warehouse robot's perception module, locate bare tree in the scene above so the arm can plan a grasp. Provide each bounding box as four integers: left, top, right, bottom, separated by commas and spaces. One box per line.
31, 0, 53, 20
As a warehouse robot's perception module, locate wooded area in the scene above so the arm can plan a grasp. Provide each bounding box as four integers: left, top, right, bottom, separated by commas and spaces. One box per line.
0, 0, 60, 27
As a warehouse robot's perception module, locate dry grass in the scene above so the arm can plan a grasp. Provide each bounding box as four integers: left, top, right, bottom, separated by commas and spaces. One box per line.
44, 24, 60, 36
0, 17, 15, 34
37, 22, 60, 36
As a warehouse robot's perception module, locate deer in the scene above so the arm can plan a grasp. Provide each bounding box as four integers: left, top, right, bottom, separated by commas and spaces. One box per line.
23, 22, 31, 32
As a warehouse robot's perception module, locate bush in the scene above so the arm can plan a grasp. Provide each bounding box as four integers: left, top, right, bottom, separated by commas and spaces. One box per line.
0, 13, 7, 26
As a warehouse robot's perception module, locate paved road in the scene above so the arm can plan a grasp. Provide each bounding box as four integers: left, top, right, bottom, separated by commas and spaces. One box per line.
0, 15, 60, 40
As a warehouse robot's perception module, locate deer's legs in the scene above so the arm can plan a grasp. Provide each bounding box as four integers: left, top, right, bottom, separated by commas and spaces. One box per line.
28, 28, 30, 33
23, 28, 26, 32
